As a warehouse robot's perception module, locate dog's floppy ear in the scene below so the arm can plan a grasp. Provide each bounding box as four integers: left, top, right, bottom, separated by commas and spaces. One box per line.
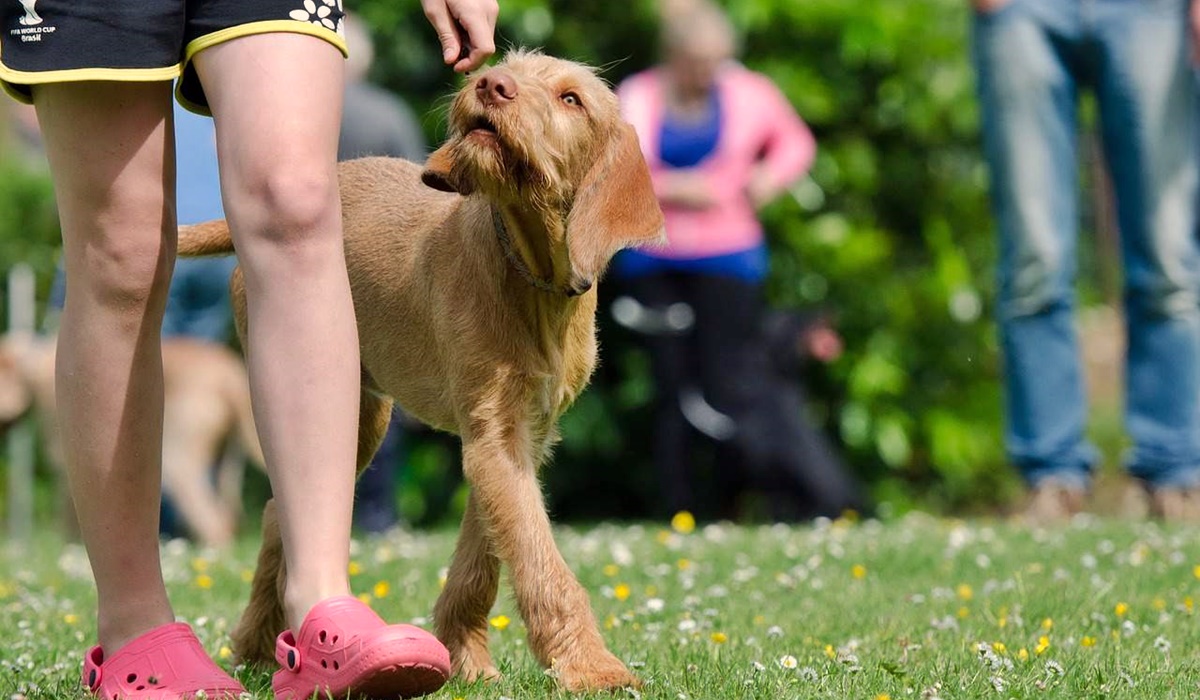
566, 122, 665, 291
421, 140, 475, 195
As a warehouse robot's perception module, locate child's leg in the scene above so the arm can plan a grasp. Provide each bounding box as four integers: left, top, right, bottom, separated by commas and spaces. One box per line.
33, 81, 177, 652
192, 34, 359, 633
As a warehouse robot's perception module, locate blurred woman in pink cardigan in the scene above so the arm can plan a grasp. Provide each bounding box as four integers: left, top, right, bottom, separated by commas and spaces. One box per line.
614, 0, 857, 520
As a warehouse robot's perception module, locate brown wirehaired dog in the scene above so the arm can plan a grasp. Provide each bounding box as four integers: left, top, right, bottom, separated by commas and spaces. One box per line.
0, 333, 263, 548
177, 50, 664, 691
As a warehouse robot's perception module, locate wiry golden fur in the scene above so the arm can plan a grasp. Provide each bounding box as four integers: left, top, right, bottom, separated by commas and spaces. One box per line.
177, 50, 664, 691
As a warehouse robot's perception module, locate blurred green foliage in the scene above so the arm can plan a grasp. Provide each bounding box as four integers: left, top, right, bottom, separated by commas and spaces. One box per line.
1, 0, 1035, 527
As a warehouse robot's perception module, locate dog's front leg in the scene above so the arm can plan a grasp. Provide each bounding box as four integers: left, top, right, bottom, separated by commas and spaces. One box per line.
455, 430, 638, 692
433, 492, 502, 682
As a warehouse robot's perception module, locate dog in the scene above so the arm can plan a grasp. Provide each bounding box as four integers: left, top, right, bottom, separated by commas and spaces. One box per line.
0, 332, 265, 547
176, 50, 665, 691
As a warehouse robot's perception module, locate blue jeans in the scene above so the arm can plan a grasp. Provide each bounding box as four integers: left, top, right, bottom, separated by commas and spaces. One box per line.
973, 0, 1200, 488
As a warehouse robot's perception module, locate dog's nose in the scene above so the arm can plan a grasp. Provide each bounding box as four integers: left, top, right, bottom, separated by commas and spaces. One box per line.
476, 70, 518, 105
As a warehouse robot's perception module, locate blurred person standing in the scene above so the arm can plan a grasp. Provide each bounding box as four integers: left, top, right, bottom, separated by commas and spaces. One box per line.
340, 13, 429, 534
338, 14, 427, 163
972, 0, 1200, 521
614, 0, 862, 519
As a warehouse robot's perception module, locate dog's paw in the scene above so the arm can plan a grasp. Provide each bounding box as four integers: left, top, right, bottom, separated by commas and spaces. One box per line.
550, 649, 640, 692
451, 642, 502, 684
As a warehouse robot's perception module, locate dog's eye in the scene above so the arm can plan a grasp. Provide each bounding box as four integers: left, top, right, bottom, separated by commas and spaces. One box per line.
561, 92, 582, 107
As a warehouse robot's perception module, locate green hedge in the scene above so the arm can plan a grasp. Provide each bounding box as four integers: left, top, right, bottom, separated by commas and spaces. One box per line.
1, 1, 1070, 524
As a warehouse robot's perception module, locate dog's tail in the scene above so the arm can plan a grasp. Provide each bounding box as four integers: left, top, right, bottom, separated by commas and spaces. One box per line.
178, 219, 235, 256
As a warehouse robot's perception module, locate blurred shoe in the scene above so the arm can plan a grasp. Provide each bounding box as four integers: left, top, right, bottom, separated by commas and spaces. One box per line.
1147, 484, 1200, 524
1021, 478, 1087, 525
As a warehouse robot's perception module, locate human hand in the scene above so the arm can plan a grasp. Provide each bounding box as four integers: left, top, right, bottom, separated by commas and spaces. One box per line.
746, 168, 777, 210
421, 0, 499, 73
1192, 0, 1200, 64
971, 0, 1011, 13
662, 171, 717, 210
800, 325, 843, 363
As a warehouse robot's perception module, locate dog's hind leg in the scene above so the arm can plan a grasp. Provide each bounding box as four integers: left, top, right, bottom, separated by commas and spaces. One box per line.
457, 416, 638, 692
231, 498, 288, 664
355, 387, 394, 474
434, 492, 502, 682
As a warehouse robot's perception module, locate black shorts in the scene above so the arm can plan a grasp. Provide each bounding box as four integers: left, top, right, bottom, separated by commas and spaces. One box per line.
0, 0, 347, 115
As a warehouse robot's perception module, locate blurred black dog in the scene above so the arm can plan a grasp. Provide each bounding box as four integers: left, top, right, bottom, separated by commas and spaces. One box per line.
610, 295, 867, 521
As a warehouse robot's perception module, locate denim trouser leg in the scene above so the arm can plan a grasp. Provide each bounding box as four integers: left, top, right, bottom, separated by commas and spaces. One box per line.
973, 2, 1096, 487
1094, 0, 1200, 487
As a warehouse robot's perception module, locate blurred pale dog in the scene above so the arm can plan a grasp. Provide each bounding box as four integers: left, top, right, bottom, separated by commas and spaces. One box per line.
178, 50, 664, 691
0, 333, 264, 547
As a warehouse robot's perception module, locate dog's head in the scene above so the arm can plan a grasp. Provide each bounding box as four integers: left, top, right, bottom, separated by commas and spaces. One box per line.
422, 50, 665, 292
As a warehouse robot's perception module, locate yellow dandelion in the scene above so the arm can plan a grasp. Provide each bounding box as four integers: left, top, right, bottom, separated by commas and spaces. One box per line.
191, 557, 209, 572
614, 583, 631, 602
218, 646, 232, 660
195, 574, 214, 590
1184, 596, 1194, 613
875, 695, 891, 700
348, 561, 363, 576
357, 593, 373, 605
240, 569, 254, 584
604, 614, 616, 630
373, 581, 390, 599
851, 564, 867, 580
671, 511, 696, 534
656, 529, 672, 544
1153, 597, 1167, 611
602, 564, 620, 577
438, 572, 448, 589
490, 615, 510, 631
1081, 636, 1096, 648
1193, 564, 1200, 580
1035, 636, 1050, 655
824, 644, 835, 659
956, 606, 970, 619
1041, 617, 1053, 630
1115, 602, 1129, 618
645, 585, 658, 597
998, 615, 1008, 629
677, 558, 692, 571
753, 615, 766, 625
710, 632, 728, 644
992, 641, 1006, 654
63, 613, 79, 625
956, 583, 973, 601
1017, 648, 1029, 661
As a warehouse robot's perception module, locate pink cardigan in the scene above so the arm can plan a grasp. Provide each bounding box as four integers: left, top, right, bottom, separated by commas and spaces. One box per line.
618, 64, 816, 259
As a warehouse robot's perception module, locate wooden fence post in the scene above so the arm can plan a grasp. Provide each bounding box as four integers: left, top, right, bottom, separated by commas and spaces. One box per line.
6, 263, 36, 542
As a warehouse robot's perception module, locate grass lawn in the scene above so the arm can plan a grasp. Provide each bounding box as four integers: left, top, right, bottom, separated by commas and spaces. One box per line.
2, 514, 1198, 699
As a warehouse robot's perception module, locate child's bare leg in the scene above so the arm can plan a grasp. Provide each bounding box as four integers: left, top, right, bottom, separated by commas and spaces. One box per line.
33, 81, 177, 651
193, 34, 358, 633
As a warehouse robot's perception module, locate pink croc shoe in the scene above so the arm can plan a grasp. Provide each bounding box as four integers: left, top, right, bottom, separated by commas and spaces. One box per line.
81, 622, 245, 700
273, 596, 450, 700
